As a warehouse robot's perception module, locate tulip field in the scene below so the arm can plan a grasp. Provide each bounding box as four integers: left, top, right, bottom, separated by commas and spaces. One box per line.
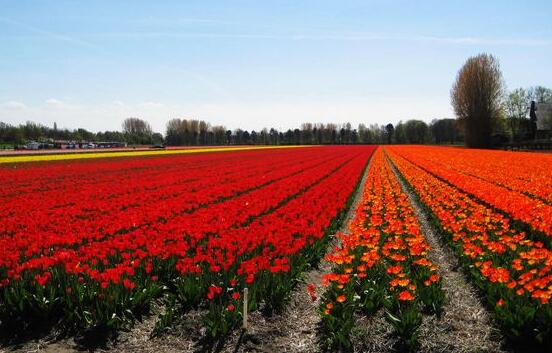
0, 146, 374, 340
319, 146, 552, 350
385, 146, 552, 349
320, 148, 444, 350
1, 145, 551, 351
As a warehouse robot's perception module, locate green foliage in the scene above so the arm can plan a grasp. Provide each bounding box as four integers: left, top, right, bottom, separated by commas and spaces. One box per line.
320, 293, 356, 351
385, 301, 422, 352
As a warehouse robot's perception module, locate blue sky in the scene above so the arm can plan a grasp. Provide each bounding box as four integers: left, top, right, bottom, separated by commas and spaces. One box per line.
1, 0, 551, 133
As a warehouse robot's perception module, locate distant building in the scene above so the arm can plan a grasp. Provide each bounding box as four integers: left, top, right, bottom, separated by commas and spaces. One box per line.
95, 141, 127, 148
534, 103, 552, 140
25, 141, 54, 150
52, 140, 127, 149
536, 103, 552, 131
26, 141, 40, 150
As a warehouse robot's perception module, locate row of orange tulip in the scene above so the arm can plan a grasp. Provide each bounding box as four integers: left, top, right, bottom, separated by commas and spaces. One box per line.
390, 145, 552, 204
386, 147, 552, 348
320, 148, 444, 350
388, 146, 552, 238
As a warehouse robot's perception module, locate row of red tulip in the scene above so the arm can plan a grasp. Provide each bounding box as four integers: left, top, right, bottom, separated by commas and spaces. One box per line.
1, 149, 336, 263
0, 146, 375, 339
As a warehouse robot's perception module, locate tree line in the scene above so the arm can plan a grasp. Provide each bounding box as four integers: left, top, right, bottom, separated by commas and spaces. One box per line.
164, 118, 462, 145
0, 119, 162, 147
0, 121, 126, 146
0, 117, 462, 147
163, 119, 461, 146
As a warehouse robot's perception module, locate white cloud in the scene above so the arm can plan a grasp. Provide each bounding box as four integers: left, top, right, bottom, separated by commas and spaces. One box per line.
45, 98, 62, 105
139, 101, 165, 109
0, 97, 454, 133
45, 98, 72, 110
1, 101, 27, 110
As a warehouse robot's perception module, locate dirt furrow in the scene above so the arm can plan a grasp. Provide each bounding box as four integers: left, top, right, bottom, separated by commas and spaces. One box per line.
386, 154, 507, 353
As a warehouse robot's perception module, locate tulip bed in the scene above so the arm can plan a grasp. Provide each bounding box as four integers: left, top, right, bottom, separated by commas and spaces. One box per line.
0, 146, 375, 339
389, 145, 552, 204
388, 146, 552, 239
320, 148, 444, 351
386, 147, 552, 348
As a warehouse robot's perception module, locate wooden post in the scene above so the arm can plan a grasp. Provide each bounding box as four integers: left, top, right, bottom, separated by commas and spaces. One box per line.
242, 287, 249, 330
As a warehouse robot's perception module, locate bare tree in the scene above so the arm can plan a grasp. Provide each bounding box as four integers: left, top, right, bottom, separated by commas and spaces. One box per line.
451, 53, 504, 148
528, 86, 552, 104
122, 117, 153, 144
166, 118, 228, 146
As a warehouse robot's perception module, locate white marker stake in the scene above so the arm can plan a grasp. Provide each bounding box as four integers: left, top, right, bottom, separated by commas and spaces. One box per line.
243, 287, 249, 330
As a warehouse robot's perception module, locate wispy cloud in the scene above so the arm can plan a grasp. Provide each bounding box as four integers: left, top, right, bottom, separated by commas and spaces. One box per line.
415, 35, 552, 46
0, 101, 27, 110
130, 17, 240, 27
83, 30, 551, 47
0, 16, 103, 50
2, 15, 548, 48
45, 98, 69, 109
87, 31, 285, 40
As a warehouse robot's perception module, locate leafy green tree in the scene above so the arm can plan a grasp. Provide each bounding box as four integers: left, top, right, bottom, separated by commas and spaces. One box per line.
430, 119, 460, 144
404, 120, 429, 143
385, 123, 394, 144
504, 88, 529, 141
